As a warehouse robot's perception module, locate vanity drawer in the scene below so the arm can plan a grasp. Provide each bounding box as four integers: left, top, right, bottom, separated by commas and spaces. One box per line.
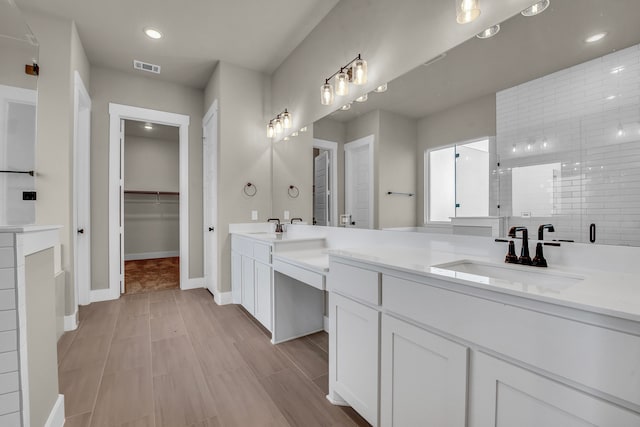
253, 242, 272, 264
329, 261, 380, 306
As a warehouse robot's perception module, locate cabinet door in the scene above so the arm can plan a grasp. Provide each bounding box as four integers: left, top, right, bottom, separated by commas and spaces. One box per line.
329, 293, 379, 426
241, 256, 255, 314
254, 260, 272, 331
231, 251, 242, 304
380, 315, 468, 427
470, 352, 640, 427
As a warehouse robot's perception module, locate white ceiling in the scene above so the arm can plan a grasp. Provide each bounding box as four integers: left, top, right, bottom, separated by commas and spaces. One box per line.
331, 0, 640, 122
16, 0, 339, 88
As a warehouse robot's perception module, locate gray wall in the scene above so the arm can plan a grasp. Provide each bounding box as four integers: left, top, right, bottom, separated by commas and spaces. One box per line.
89, 66, 204, 290
25, 248, 59, 427
417, 93, 496, 224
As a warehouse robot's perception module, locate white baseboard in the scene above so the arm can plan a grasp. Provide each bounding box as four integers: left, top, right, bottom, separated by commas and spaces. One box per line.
124, 251, 179, 261
326, 394, 349, 406
181, 277, 204, 290
64, 311, 78, 331
324, 315, 329, 333
44, 394, 65, 427
214, 291, 233, 305
90, 288, 119, 303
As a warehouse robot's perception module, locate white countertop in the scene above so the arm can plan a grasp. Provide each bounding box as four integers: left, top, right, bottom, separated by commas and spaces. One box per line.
329, 246, 640, 323
0, 224, 62, 233
273, 249, 330, 274
233, 232, 326, 245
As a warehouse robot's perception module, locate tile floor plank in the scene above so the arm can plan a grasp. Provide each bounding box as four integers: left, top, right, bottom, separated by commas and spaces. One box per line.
277, 336, 329, 380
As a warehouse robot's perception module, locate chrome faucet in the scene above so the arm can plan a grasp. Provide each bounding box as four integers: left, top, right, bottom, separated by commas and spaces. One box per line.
508, 226, 531, 265
268, 218, 283, 233
538, 224, 555, 241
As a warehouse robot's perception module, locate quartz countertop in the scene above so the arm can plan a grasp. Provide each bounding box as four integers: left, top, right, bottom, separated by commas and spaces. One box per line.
273, 249, 330, 274
232, 231, 325, 245
329, 246, 640, 323
0, 224, 62, 233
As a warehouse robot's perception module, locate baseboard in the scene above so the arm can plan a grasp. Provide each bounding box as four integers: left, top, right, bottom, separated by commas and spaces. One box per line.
124, 251, 179, 261
181, 277, 204, 290
214, 291, 233, 305
64, 311, 78, 331
90, 288, 119, 303
324, 315, 329, 333
44, 394, 65, 427
326, 394, 349, 406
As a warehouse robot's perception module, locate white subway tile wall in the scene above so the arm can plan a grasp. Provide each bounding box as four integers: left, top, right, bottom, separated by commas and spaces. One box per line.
497, 44, 640, 245
0, 234, 19, 422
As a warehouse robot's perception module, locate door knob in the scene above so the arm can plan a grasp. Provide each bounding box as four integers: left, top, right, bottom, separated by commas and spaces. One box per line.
208, 227, 214, 232
351, 221, 356, 226
77, 228, 84, 234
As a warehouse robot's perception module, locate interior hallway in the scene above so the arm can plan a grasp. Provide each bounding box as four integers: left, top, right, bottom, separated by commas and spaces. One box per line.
56, 288, 369, 427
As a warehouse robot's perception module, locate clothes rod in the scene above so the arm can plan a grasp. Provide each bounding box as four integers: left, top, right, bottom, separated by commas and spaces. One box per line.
124, 190, 179, 196
0, 170, 34, 176
387, 191, 414, 197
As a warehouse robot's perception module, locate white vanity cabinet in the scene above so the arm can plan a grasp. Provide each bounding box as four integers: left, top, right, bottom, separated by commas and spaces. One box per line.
231, 235, 272, 331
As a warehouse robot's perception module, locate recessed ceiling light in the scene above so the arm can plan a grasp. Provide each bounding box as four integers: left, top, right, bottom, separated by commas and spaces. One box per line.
144, 27, 163, 40
291, 131, 299, 137
299, 126, 308, 133
585, 32, 607, 43
144, 123, 153, 130
374, 83, 388, 93
340, 103, 352, 111
521, 0, 550, 17
476, 24, 500, 39
355, 94, 368, 103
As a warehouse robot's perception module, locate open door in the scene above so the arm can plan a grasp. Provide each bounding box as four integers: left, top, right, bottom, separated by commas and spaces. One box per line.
203, 104, 218, 298
119, 119, 125, 294
344, 136, 374, 229
314, 151, 329, 226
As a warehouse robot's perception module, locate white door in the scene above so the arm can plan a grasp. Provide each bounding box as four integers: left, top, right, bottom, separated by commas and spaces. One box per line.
203, 105, 218, 296
344, 136, 373, 229
73, 74, 92, 306
314, 151, 329, 226
380, 314, 468, 427
119, 119, 125, 294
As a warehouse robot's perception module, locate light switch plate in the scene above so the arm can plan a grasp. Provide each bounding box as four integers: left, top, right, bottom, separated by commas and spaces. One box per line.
284, 210, 290, 220
251, 210, 258, 221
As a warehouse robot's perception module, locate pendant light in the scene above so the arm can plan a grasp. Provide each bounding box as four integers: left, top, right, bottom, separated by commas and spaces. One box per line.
267, 121, 275, 138
351, 57, 368, 85
282, 109, 292, 129
321, 80, 334, 106
274, 116, 283, 134
335, 70, 349, 96
456, 0, 481, 24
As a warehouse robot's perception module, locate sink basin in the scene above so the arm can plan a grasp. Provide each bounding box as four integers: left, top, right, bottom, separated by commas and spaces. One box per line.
430, 260, 584, 292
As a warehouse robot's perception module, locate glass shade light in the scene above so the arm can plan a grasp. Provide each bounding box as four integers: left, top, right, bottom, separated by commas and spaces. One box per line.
335, 70, 349, 96
282, 109, 292, 129
267, 121, 275, 138
321, 82, 334, 105
355, 93, 368, 103
456, 0, 481, 24
521, 0, 550, 17
274, 116, 283, 134
351, 58, 368, 85
476, 24, 500, 39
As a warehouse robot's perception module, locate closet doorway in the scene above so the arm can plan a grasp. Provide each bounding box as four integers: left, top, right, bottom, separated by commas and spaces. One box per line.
122, 120, 179, 294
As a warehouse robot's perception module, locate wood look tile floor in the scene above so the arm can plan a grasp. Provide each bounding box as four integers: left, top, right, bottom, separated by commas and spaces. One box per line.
58, 288, 370, 427
124, 257, 180, 295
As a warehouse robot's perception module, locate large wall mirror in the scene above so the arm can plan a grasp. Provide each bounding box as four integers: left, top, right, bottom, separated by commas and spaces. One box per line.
0, 0, 39, 225
272, 0, 640, 246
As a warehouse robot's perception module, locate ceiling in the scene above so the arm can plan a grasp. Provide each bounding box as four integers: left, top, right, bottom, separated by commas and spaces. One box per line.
331, 0, 640, 122
15, 0, 339, 89
124, 120, 178, 141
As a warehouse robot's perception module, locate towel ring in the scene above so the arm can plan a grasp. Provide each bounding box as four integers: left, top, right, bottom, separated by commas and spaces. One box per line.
243, 182, 257, 197
288, 185, 299, 198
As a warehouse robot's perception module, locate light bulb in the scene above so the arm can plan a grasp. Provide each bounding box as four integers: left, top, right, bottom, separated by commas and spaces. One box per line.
321, 82, 334, 105
283, 136, 290, 141
282, 109, 292, 129
267, 122, 274, 138
527, 143, 532, 151
291, 131, 299, 137
542, 137, 548, 148
521, 0, 550, 17
355, 93, 368, 103
335, 71, 349, 96
274, 116, 283, 134
351, 58, 368, 85
456, 0, 480, 24
617, 123, 625, 137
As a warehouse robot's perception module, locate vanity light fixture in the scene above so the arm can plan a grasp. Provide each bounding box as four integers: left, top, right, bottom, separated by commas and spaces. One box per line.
476, 24, 500, 39
320, 54, 368, 105
267, 109, 293, 138
455, 0, 481, 24
267, 121, 275, 138
274, 116, 283, 135
374, 83, 388, 93
291, 131, 299, 137
611, 66, 625, 74
143, 27, 163, 39
521, 0, 550, 17
282, 109, 292, 129
340, 103, 352, 111
355, 93, 368, 103
585, 32, 607, 43
283, 136, 290, 141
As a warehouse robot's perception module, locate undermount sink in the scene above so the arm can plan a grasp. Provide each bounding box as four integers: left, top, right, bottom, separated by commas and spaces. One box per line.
430, 260, 584, 292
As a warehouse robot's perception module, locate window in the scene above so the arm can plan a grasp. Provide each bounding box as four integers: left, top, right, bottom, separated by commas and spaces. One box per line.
426, 138, 491, 223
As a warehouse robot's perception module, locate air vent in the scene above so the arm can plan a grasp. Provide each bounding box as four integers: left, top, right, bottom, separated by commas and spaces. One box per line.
133, 60, 161, 74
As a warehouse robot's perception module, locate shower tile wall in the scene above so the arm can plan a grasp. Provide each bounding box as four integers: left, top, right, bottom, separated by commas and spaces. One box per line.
496, 44, 640, 245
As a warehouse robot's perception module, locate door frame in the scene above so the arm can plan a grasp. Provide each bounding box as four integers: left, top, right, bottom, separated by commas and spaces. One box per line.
203, 100, 224, 303
313, 139, 338, 226
344, 135, 374, 229
107, 103, 190, 300
73, 71, 92, 314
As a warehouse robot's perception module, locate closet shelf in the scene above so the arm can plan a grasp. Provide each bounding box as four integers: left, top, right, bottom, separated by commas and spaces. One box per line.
124, 190, 179, 196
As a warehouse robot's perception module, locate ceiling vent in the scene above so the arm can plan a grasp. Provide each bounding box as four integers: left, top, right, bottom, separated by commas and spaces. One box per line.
133, 60, 161, 74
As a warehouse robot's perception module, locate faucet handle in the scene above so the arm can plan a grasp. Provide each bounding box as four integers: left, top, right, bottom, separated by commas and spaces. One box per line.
532, 242, 548, 267
505, 240, 518, 264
